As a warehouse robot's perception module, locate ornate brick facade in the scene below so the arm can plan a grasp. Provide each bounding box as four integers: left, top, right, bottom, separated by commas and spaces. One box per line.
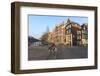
41, 18, 88, 46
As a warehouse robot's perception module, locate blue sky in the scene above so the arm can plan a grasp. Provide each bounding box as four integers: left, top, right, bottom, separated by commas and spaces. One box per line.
28, 15, 88, 39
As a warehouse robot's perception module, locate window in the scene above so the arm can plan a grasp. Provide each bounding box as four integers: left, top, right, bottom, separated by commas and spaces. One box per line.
82, 29, 88, 34
82, 34, 88, 39
77, 36, 81, 39
66, 29, 71, 34
77, 30, 81, 35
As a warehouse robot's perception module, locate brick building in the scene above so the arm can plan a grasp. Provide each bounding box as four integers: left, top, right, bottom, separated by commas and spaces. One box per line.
41, 18, 88, 46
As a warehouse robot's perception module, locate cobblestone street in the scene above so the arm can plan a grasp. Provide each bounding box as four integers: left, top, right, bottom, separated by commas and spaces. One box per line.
28, 44, 88, 60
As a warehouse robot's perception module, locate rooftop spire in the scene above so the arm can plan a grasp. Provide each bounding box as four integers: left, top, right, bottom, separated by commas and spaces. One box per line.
67, 18, 71, 24
46, 26, 49, 32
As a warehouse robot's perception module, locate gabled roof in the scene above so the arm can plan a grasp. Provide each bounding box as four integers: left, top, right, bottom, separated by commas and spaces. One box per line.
65, 18, 81, 29
81, 23, 88, 29
28, 36, 40, 42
